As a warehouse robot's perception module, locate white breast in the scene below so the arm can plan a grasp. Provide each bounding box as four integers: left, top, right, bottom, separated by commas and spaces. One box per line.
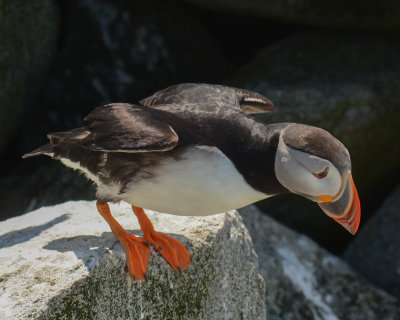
120, 146, 268, 216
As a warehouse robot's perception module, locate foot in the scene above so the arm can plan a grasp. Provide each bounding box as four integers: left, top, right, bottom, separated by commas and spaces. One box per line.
132, 206, 191, 273
144, 231, 191, 273
119, 231, 151, 280
96, 201, 151, 280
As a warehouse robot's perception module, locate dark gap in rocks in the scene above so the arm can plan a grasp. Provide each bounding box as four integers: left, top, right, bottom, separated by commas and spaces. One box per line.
179, 1, 315, 74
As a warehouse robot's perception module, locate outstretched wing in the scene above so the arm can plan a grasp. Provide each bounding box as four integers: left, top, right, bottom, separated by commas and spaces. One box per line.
140, 83, 275, 114
48, 103, 179, 153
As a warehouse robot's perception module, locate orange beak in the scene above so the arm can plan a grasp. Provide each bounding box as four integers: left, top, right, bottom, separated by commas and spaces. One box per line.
318, 173, 361, 235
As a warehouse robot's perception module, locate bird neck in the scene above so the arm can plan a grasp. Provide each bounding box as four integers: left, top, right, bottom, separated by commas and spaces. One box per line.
217, 120, 291, 196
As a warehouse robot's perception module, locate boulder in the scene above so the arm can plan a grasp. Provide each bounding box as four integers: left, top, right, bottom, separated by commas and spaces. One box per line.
230, 33, 400, 252
239, 205, 400, 320
181, 0, 400, 30
344, 185, 400, 298
0, 0, 59, 151
0, 201, 265, 320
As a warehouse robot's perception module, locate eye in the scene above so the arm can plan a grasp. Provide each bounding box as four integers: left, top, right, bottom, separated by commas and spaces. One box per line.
313, 167, 329, 179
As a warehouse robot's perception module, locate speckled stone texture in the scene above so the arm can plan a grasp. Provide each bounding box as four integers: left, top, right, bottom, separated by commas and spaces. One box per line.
0, 201, 265, 320
239, 205, 400, 320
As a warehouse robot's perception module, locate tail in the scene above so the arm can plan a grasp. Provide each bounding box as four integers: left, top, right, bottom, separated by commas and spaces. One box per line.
22, 143, 54, 159
22, 127, 90, 159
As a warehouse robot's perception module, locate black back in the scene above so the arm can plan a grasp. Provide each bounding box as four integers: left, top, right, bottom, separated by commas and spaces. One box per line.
25, 84, 289, 196
44, 103, 288, 195
140, 83, 275, 114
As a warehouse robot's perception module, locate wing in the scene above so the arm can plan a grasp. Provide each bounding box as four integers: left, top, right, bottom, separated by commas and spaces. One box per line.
140, 83, 275, 114
48, 103, 179, 153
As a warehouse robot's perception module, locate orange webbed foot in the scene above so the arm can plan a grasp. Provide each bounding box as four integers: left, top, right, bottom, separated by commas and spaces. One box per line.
144, 231, 191, 273
96, 201, 151, 280
132, 206, 192, 274
120, 232, 151, 280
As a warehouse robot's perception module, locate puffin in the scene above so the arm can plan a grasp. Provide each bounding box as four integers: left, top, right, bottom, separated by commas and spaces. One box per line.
23, 83, 361, 280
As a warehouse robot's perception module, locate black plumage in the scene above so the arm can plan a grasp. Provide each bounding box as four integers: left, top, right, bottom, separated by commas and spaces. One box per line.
24, 84, 287, 197
24, 83, 349, 201
140, 83, 275, 114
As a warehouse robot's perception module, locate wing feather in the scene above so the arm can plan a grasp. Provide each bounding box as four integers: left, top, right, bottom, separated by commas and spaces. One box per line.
140, 83, 275, 114
48, 103, 178, 153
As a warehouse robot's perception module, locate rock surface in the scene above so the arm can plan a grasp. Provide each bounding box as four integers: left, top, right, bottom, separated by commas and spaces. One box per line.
239, 205, 400, 320
344, 184, 400, 298
231, 33, 400, 252
0, 201, 265, 320
182, 0, 400, 30
0, 0, 59, 151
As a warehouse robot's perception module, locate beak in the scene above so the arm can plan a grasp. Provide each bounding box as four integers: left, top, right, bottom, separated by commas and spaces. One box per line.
318, 172, 361, 235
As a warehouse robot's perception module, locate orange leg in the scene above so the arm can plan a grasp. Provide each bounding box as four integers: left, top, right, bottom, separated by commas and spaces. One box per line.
132, 206, 191, 273
96, 201, 151, 280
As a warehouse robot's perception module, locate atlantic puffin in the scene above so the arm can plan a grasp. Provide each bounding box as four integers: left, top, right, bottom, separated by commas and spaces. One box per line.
23, 83, 361, 280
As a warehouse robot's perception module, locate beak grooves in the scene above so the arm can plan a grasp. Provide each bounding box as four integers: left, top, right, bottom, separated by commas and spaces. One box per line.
319, 173, 361, 235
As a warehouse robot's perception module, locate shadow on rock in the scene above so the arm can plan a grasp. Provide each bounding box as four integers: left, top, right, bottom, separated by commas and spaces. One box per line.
0, 214, 70, 249
43, 230, 191, 271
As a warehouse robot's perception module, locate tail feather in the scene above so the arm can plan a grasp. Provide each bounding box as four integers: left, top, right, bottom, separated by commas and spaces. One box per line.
22, 127, 90, 159
22, 143, 54, 159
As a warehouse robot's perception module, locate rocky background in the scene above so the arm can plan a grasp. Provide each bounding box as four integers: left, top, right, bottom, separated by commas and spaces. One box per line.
1, 0, 399, 318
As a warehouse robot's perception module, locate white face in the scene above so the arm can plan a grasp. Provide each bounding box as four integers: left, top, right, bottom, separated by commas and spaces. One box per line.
274, 135, 342, 202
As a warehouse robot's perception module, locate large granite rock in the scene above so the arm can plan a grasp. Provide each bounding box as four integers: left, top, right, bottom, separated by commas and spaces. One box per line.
0, 0, 59, 151
182, 0, 400, 30
344, 185, 400, 298
231, 33, 400, 252
0, 201, 265, 320
240, 205, 400, 320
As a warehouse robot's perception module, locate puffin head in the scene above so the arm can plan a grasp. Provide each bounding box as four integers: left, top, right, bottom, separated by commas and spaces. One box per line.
274, 123, 361, 235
